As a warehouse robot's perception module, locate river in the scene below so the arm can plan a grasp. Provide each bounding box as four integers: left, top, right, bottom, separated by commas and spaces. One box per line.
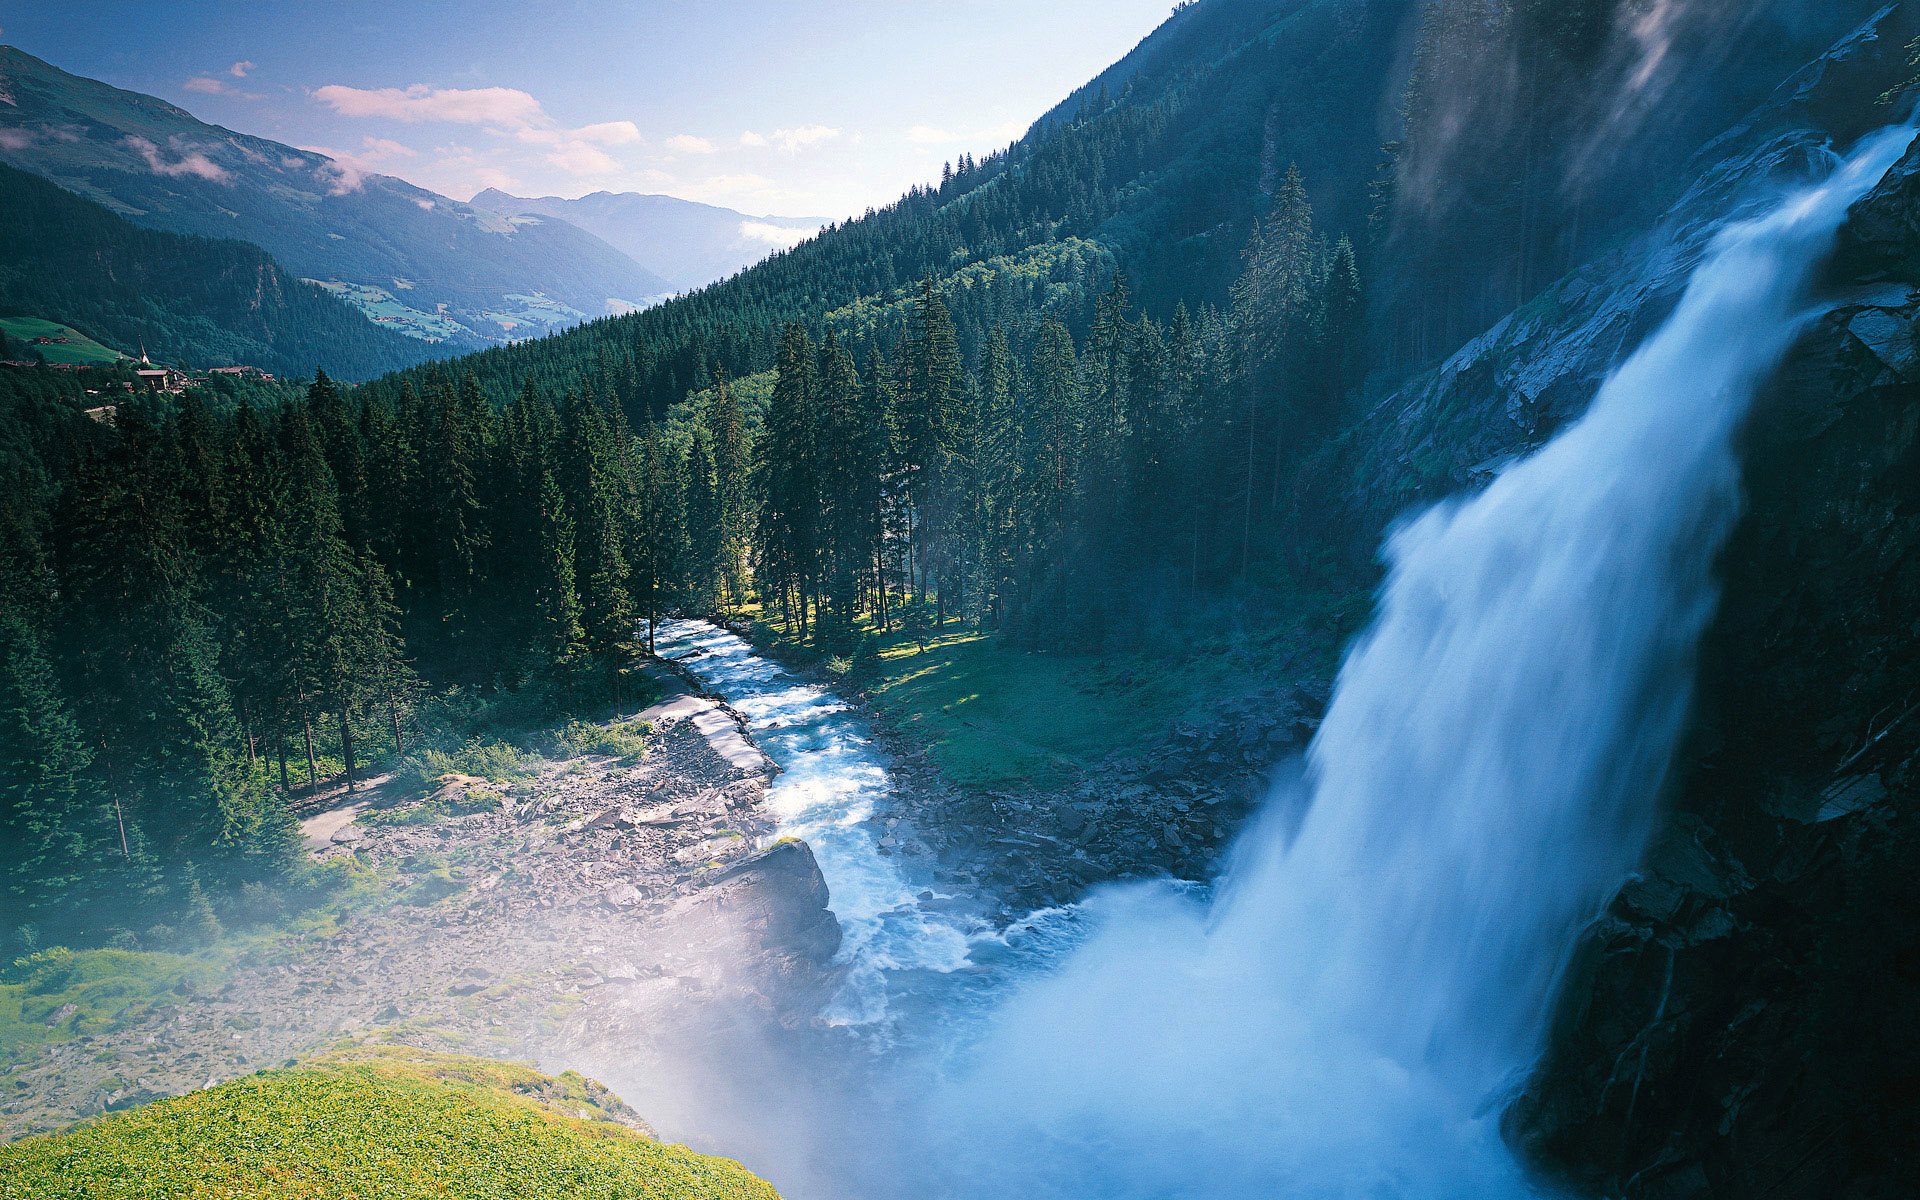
649, 618, 1086, 1036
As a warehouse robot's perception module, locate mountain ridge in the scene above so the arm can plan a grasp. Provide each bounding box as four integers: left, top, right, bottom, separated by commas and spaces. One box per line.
0, 160, 441, 381
0, 46, 670, 347
467, 187, 825, 295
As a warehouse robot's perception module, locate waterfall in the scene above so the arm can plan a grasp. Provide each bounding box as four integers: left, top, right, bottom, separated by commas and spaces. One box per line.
924, 127, 1916, 1200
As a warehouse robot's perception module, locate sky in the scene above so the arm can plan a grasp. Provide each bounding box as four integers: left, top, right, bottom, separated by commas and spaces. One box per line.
0, 0, 1175, 219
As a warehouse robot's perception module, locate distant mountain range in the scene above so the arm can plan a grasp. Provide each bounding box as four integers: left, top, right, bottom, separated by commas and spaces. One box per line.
0, 162, 439, 381
468, 189, 825, 294
0, 47, 672, 348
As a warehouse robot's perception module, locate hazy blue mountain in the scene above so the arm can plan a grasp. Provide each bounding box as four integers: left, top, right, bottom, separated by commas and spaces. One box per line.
0, 47, 672, 346
469, 188, 824, 294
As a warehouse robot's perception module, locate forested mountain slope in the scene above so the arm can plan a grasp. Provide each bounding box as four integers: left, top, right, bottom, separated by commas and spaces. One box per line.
369, 0, 1407, 418
0, 164, 439, 380
0, 48, 670, 347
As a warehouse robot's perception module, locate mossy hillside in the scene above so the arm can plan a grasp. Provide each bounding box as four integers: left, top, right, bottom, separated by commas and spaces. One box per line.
0, 1045, 782, 1199
0, 949, 219, 1067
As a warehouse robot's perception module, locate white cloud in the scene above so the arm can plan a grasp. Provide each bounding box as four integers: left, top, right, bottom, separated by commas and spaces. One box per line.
906, 124, 956, 145
545, 141, 617, 176
314, 83, 546, 128
0, 129, 31, 150
742, 124, 842, 156
229, 61, 256, 78
299, 137, 417, 193
665, 133, 717, 155
739, 220, 811, 249
361, 137, 417, 159
414, 198, 435, 210
316, 161, 364, 195
123, 136, 231, 183
573, 120, 640, 146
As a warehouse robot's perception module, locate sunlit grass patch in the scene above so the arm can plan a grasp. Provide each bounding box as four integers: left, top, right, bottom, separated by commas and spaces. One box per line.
0, 1045, 782, 1198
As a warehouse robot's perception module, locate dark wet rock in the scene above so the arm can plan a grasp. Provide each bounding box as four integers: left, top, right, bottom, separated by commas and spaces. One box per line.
695, 838, 843, 975
1496, 18, 1920, 1193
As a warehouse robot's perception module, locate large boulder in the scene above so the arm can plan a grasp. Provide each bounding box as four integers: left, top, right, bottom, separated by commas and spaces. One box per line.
681, 838, 842, 999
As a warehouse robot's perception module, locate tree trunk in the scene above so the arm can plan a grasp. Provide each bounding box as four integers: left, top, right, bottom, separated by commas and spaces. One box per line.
391, 701, 405, 756
1242, 388, 1257, 579
338, 710, 357, 793
277, 732, 290, 792
112, 792, 129, 858
301, 707, 319, 794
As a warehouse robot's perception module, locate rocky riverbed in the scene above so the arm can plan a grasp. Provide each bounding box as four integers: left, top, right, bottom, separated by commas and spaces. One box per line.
0, 669, 840, 1140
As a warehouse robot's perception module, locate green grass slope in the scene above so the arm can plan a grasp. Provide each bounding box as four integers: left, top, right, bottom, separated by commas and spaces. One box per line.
0, 318, 124, 365
0, 1045, 781, 1199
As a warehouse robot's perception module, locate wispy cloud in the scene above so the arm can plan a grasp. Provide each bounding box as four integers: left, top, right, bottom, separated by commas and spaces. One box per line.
666, 134, 718, 155
184, 75, 264, 99
742, 124, 842, 155
298, 137, 417, 194
123, 136, 231, 183
470, 165, 521, 192
906, 117, 1027, 149
739, 220, 811, 249
228, 61, 255, 78
545, 141, 617, 176
314, 83, 547, 128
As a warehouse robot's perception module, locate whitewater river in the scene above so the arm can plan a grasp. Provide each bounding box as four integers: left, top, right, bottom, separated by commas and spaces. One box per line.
649, 618, 1084, 1033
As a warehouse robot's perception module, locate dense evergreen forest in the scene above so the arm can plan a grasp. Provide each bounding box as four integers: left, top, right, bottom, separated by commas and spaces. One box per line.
0, 164, 439, 382
0, 0, 1874, 953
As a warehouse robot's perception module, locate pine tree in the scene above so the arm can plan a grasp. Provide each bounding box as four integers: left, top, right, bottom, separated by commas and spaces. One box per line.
759, 324, 819, 634
707, 371, 752, 609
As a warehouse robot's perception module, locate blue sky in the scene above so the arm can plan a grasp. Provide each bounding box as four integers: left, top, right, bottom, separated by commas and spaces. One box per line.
0, 0, 1174, 217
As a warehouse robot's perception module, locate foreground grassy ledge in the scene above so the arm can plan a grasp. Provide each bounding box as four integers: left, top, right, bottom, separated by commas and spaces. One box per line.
0, 1045, 780, 1199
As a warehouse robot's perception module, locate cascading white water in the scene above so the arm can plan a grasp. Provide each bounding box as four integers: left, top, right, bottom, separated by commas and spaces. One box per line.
919, 127, 1917, 1199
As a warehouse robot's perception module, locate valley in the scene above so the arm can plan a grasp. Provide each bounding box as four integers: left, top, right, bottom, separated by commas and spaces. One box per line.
4, 2, 1920, 1198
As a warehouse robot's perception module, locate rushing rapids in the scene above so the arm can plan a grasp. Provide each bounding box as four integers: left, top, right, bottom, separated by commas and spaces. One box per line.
623, 127, 1917, 1200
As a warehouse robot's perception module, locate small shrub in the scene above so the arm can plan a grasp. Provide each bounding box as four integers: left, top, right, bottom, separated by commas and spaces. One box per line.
392, 738, 531, 795
362, 801, 444, 828
231, 882, 284, 927
453, 788, 504, 814
551, 719, 649, 761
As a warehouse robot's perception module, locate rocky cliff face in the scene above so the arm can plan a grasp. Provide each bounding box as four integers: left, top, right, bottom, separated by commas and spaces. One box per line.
1298, 9, 1920, 1196
1504, 141, 1920, 1200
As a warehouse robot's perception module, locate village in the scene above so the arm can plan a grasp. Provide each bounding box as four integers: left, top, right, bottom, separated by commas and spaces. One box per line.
0, 341, 278, 396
